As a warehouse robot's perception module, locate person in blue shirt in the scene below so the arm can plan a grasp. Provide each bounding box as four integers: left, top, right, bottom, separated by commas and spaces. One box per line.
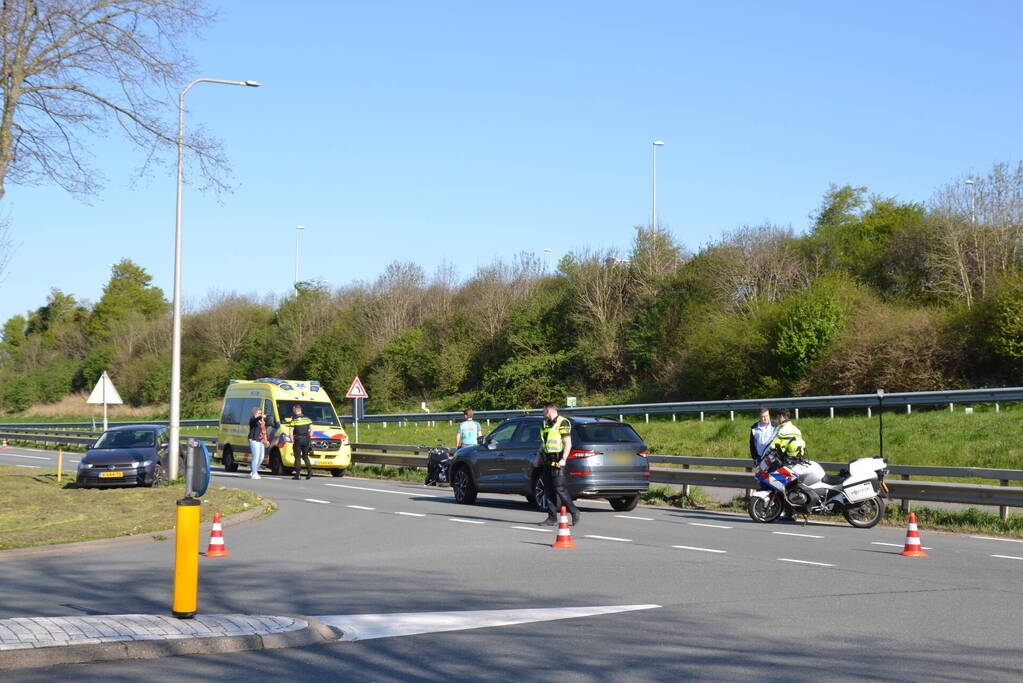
455, 409, 483, 450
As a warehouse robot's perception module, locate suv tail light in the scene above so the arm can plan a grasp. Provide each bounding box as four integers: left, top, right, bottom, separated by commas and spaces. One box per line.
637, 450, 649, 456
568, 449, 602, 459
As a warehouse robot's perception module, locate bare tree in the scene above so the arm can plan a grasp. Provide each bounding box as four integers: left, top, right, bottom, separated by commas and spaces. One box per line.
192, 291, 270, 362
359, 261, 427, 350
628, 226, 687, 299
705, 223, 804, 313
566, 247, 630, 378
0, 0, 221, 201
0, 214, 12, 281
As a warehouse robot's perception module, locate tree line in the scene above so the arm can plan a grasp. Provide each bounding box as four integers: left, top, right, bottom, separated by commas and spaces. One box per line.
3, 162, 1023, 416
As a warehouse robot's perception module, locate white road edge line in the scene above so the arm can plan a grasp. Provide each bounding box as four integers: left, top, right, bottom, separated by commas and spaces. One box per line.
972, 535, 1023, 543
347, 505, 375, 511
511, 526, 550, 533
778, 558, 833, 567
395, 512, 426, 517
672, 545, 727, 554
326, 483, 436, 498
304, 498, 331, 504
991, 554, 1023, 560
584, 535, 632, 543
615, 515, 653, 521
688, 522, 733, 529
449, 518, 485, 525
772, 531, 824, 539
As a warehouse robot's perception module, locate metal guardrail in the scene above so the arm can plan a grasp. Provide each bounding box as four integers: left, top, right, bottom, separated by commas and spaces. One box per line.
0, 430, 217, 449
1, 386, 1020, 430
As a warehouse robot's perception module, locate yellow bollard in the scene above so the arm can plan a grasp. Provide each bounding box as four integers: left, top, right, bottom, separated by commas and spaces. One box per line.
172, 497, 201, 618
57, 448, 63, 484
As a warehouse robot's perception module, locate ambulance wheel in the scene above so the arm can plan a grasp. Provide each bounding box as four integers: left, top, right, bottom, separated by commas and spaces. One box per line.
222, 446, 239, 472
269, 450, 284, 476
330, 469, 346, 477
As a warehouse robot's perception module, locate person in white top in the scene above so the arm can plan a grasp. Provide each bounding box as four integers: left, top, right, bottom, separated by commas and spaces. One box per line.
749, 407, 777, 463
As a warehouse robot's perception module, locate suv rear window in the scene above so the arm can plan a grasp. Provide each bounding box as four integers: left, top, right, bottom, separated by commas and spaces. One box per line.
574, 423, 644, 444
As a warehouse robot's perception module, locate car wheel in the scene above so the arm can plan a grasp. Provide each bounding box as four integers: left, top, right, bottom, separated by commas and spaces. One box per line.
330, 469, 346, 477
269, 449, 284, 476
222, 446, 238, 472
608, 494, 640, 512
452, 466, 477, 505
531, 473, 548, 512
148, 464, 165, 488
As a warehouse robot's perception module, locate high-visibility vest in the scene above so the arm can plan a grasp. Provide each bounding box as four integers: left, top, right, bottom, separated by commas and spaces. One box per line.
771, 421, 805, 460
540, 416, 571, 455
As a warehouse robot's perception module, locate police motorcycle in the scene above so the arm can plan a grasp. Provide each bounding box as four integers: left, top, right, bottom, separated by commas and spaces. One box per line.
748, 447, 889, 528
423, 444, 453, 486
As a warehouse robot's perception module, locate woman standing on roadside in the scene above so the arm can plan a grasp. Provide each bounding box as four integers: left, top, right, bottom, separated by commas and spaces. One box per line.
248, 406, 268, 479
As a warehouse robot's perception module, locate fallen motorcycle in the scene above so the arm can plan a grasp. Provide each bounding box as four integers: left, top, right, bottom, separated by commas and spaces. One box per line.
423, 444, 453, 486
748, 451, 889, 528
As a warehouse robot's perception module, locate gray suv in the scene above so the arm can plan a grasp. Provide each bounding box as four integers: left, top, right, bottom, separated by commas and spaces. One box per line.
449, 416, 650, 512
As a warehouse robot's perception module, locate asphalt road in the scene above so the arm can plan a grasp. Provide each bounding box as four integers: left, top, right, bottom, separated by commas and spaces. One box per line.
2, 445, 1022, 681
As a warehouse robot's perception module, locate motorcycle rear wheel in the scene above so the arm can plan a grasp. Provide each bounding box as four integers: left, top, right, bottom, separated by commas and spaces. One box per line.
748, 492, 784, 523
843, 497, 885, 528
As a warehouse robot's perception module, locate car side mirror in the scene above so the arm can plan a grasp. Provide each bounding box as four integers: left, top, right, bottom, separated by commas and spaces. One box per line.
486, 440, 497, 450
85, 443, 94, 450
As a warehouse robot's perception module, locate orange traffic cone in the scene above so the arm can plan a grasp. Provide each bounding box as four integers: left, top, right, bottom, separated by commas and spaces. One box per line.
0, 437, 8, 449
899, 511, 928, 557
552, 506, 576, 549
203, 512, 231, 557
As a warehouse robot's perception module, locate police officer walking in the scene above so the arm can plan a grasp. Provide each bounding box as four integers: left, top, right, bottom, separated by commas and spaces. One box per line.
538, 402, 580, 527
285, 404, 313, 480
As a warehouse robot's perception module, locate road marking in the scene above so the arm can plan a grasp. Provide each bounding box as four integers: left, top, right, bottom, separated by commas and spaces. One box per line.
991, 554, 1023, 561
672, 545, 727, 554
0, 453, 49, 460
449, 518, 485, 525
971, 535, 1023, 543
872, 542, 933, 550
326, 483, 436, 498
316, 604, 661, 642
15, 464, 40, 468
584, 534, 632, 543
772, 531, 824, 539
511, 526, 550, 533
688, 522, 733, 529
303, 498, 331, 504
395, 512, 425, 517
615, 515, 653, 521
778, 558, 833, 567
347, 505, 375, 511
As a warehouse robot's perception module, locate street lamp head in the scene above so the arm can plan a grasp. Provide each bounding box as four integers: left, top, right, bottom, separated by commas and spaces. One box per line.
964, 179, 975, 185
296, 225, 305, 230
244, 81, 262, 87
652, 141, 665, 146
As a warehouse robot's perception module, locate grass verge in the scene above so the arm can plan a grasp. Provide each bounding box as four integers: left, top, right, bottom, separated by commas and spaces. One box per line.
0, 465, 270, 550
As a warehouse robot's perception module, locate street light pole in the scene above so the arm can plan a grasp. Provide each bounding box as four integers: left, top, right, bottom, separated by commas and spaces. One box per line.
965, 179, 976, 225
543, 247, 552, 274
170, 78, 261, 483
652, 141, 665, 234
294, 225, 305, 285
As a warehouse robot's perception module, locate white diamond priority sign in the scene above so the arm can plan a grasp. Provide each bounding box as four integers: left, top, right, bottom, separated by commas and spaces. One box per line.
346, 376, 369, 399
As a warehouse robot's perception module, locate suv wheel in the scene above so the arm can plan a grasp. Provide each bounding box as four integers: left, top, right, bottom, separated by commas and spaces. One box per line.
452, 466, 477, 505
222, 446, 239, 472
608, 494, 640, 512
532, 473, 549, 512
269, 449, 284, 476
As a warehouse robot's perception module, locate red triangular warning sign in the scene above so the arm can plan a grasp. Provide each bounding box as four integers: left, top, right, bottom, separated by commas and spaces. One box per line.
346, 376, 369, 399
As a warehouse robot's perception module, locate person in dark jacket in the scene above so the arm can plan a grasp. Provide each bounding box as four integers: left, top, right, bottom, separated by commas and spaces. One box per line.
284, 404, 313, 480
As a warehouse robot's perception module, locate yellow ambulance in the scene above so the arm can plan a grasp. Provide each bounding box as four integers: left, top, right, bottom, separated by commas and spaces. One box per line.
217, 378, 352, 477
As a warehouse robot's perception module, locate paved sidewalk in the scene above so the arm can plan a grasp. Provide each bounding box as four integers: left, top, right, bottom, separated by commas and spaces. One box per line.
0, 613, 340, 670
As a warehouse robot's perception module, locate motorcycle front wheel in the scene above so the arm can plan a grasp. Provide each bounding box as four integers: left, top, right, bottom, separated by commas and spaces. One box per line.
843, 497, 885, 528
748, 492, 784, 523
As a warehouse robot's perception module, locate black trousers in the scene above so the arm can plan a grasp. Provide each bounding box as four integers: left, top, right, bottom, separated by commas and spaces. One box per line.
293, 438, 312, 476
542, 464, 579, 519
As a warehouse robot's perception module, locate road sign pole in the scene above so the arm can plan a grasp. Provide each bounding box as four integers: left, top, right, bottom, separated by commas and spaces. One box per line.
172, 495, 200, 618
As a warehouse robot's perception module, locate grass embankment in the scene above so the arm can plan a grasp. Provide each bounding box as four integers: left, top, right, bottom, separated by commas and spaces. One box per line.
0, 466, 271, 550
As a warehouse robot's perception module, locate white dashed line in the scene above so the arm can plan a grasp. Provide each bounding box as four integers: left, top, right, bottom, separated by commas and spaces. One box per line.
872, 541, 932, 550
347, 505, 375, 511
971, 535, 1023, 543
772, 531, 824, 539
15, 464, 40, 468
688, 522, 733, 529
395, 512, 426, 517
449, 518, 485, 525
511, 526, 550, 533
303, 498, 331, 505
326, 483, 436, 498
585, 535, 632, 543
672, 545, 727, 554
0, 453, 49, 460
991, 554, 1023, 561
778, 558, 833, 567
615, 515, 653, 521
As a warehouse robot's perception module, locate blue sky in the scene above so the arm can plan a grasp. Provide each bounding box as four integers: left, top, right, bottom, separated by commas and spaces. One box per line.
4, 0, 1021, 322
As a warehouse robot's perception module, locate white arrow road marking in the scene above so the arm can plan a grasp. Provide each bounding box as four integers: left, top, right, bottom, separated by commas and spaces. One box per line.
772, 531, 824, 539
672, 545, 727, 554
778, 558, 833, 567
326, 483, 436, 498
316, 605, 661, 642
688, 522, 733, 529
303, 498, 331, 504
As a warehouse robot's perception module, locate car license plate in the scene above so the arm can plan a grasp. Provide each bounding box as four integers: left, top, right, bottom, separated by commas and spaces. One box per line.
612, 453, 634, 465
100, 471, 124, 479
318, 460, 332, 465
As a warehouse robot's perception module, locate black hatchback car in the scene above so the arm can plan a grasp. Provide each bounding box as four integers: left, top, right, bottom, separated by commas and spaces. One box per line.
449, 416, 650, 512
76, 425, 172, 488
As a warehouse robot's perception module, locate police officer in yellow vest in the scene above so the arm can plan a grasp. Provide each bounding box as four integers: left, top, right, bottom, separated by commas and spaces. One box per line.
770, 407, 806, 463
538, 402, 580, 526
